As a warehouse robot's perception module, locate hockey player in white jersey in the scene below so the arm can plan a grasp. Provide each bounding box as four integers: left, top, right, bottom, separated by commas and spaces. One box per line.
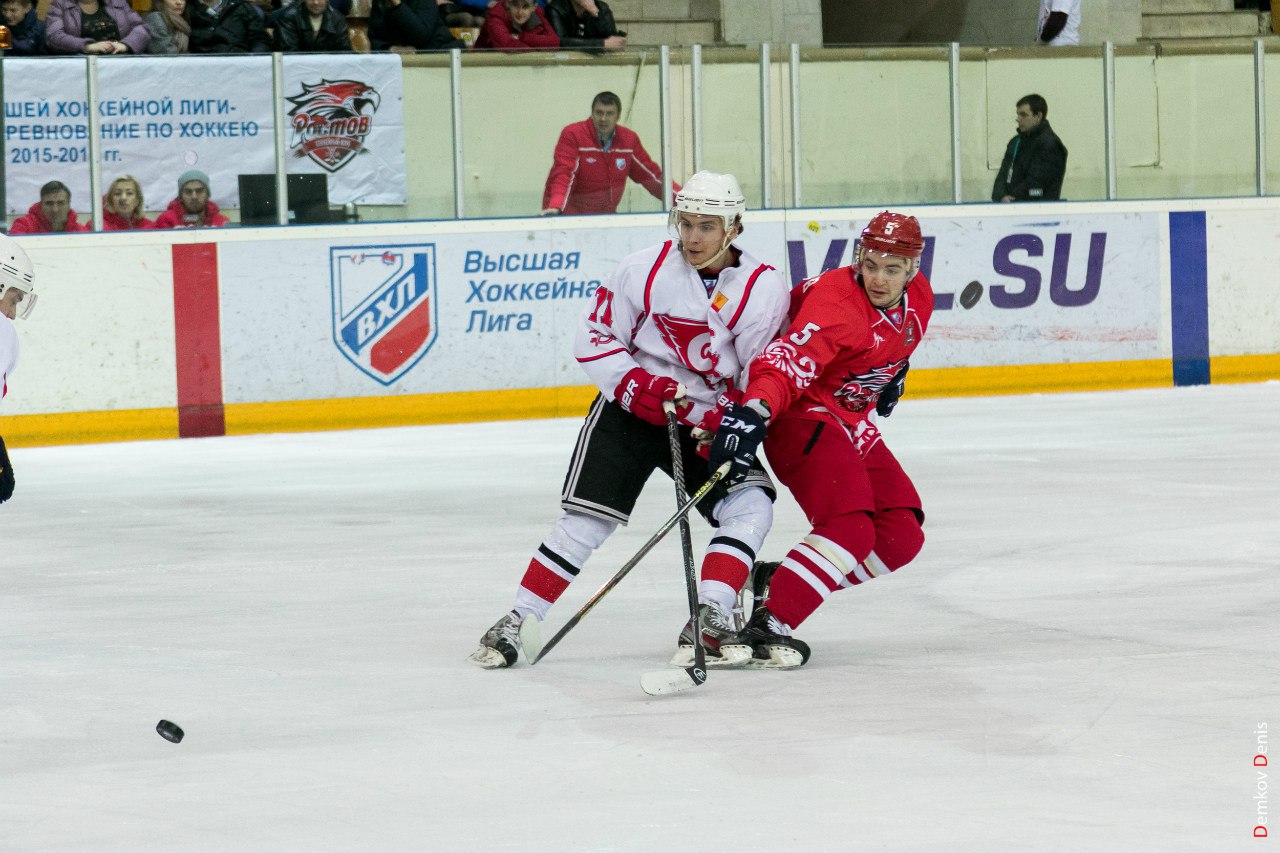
470, 171, 790, 668
1, 233, 38, 505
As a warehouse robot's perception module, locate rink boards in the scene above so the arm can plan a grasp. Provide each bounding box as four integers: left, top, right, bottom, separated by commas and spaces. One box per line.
3, 198, 1278, 445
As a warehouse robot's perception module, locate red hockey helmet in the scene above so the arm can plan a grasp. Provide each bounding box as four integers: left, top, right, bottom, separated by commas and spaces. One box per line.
858, 211, 925, 260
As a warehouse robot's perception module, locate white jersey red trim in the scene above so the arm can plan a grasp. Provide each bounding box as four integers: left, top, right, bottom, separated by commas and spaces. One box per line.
575, 241, 789, 425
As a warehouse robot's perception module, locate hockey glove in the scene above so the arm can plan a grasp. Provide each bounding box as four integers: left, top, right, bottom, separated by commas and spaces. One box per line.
876, 362, 909, 418
615, 367, 686, 426
708, 401, 768, 485
691, 389, 744, 451
0, 434, 13, 504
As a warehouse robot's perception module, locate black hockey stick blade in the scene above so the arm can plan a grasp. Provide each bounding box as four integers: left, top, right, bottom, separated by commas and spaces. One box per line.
640, 663, 707, 696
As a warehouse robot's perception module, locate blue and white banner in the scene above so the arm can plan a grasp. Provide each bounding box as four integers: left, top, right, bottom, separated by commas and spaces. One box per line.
3, 54, 405, 217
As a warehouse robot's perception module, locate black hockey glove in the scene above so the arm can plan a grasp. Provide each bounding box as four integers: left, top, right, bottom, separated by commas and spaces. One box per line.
876, 362, 909, 418
0, 434, 14, 504
708, 402, 768, 485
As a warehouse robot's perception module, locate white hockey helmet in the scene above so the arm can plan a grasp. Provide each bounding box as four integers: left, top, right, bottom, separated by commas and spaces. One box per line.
671, 171, 746, 230
0, 233, 37, 320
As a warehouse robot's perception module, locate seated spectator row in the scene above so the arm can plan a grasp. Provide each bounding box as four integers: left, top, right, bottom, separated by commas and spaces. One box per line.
1, 0, 624, 55
10, 174, 228, 233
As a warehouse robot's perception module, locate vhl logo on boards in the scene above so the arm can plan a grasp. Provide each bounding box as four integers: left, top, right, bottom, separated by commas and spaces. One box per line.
331, 243, 438, 385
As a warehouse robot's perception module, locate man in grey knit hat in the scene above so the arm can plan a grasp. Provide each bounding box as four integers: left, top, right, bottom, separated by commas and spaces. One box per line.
154, 169, 229, 228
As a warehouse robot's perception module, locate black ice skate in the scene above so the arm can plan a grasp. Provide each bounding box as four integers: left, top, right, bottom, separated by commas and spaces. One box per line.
746, 560, 779, 609
468, 610, 525, 668
721, 605, 811, 669
670, 602, 752, 667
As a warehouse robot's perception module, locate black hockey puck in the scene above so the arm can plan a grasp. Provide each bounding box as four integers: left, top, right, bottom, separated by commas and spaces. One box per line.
959, 280, 984, 309
156, 720, 184, 743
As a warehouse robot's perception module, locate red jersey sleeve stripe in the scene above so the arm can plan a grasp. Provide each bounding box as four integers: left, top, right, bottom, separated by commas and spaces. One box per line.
643, 241, 672, 318
726, 264, 773, 330
577, 347, 628, 363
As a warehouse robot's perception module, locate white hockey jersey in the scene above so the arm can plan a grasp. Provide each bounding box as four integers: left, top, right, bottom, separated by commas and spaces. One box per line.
1, 314, 17, 406
575, 240, 789, 426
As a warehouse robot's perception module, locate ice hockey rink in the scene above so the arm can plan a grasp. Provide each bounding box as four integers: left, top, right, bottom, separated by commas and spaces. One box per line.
2, 382, 1277, 852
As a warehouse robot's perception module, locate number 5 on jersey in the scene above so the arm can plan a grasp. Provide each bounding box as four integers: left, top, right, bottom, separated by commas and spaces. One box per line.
790, 322, 820, 345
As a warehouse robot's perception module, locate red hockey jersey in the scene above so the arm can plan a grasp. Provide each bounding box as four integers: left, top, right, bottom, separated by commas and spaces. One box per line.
745, 266, 934, 432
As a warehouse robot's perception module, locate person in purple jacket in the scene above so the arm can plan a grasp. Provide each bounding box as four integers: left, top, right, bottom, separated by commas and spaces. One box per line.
45, 0, 150, 54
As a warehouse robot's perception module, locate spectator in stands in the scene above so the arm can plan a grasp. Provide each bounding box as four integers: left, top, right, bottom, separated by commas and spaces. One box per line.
274, 0, 351, 50
991, 93, 1068, 202
436, 0, 488, 28
188, 0, 270, 52
143, 0, 191, 53
1036, 0, 1080, 46
102, 176, 155, 230
154, 170, 230, 229
475, 0, 557, 50
10, 181, 90, 234
45, 0, 150, 54
542, 91, 675, 216
545, 0, 623, 54
369, 0, 463, 51
2, 0, 47, 55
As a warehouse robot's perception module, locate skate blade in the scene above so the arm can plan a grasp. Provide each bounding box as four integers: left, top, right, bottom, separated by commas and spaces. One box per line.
467, 646, 513, 669
669, 644, 752, 668
740, 644, 806, 670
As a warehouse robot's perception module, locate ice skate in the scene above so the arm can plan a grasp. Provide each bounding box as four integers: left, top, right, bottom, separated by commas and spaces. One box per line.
741, 559, 779, 614
669, 602, 752, 667
720, 605, 811, 669
468, 610, 525, 668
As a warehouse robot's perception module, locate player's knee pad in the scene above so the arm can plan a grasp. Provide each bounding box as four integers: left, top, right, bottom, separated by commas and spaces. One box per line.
872, 507, 925, 571
805, 512, 875, 581
546, 510, 618, 564
711, 487, 774, 556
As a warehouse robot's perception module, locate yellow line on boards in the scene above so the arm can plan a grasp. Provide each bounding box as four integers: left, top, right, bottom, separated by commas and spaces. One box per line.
4, 355, 1278, 447
222, 386, 601, 436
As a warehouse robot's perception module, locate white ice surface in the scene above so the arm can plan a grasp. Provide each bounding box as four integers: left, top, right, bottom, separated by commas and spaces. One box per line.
2, 383, 1278, 852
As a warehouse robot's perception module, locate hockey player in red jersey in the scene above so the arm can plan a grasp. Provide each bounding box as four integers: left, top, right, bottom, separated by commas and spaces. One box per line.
706, 211, 933, 668
470, 171, 790, 668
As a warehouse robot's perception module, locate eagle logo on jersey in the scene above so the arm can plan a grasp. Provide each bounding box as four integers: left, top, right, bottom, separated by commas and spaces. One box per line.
286, 79, 382, 172
652, 314, 719, 378
756, 340, 818, 390
331, 242, 438, 385
833, 361, 904, 413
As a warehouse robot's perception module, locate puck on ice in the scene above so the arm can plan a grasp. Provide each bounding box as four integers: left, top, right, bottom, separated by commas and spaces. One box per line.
959, 281, 984, 309
156, 720, 184, 743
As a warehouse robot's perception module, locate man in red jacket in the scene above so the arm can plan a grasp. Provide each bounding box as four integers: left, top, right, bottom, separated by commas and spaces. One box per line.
541, 91, 678, 216
9, 181, 90, 234
475, 0, 558, 50
153, 169, 229, 229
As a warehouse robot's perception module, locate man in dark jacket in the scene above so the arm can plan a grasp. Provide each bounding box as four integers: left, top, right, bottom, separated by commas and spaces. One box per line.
369, 0, 462, 51
991, 93, 1068, 202
273, 0, 352, 50
189, 0, 271, 53
2, 0, 47, 55
545, 0, 624, 53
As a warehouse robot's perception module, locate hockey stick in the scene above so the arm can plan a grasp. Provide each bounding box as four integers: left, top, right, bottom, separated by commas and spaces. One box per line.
638, 404, 708, 696
523, 459, 731, 666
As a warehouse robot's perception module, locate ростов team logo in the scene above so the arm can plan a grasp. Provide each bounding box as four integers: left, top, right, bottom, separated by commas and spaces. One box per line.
331, 243, 437, 385
286, 79, 382, 172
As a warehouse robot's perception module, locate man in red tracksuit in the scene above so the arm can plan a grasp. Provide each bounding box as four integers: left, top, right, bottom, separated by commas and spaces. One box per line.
541, 91, 678, 216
